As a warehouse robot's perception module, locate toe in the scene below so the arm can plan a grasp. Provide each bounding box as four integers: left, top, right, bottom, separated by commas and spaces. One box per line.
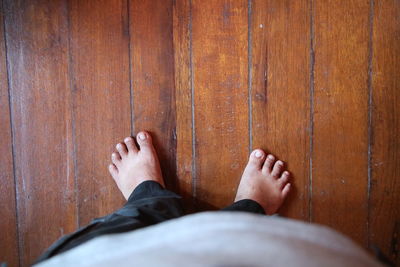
116, 142, 128, 157
108, 164, 118, 179
136, 131, 154, 152
263, 154, 276, 173
111, 152, 121, 166
247, 149, 265, 169
278, 171, 290, 188
124, 136, 138, 153
282, 183, 291, 198
271, 160, 284, 178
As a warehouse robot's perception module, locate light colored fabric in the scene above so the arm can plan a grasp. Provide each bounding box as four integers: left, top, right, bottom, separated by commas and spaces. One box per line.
36, 212, 382, 267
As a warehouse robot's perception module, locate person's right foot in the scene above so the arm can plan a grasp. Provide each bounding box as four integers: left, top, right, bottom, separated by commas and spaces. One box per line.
234, 149, 291, 215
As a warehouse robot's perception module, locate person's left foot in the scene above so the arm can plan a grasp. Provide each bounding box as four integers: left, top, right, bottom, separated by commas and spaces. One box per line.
108, 131, 164, 200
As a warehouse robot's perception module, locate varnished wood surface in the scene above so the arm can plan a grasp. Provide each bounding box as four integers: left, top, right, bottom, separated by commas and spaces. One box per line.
69, 0, 130, 226
312, 0, 370, 245
0, 2, 19, 266
251, 0, 311, 220
3, 0, 77, 265
369, 0, 400, 262
130, 0, 177, 192
192, 0, 249, 209
173, 0, 194, 209
1, 0, 399, 265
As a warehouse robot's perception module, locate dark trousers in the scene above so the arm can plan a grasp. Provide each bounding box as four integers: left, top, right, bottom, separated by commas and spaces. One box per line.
36, 181, 265, 264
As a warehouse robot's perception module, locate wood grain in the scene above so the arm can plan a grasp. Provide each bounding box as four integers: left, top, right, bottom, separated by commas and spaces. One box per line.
0, 2, 19, 266
312, 0, 370, 245
69, 0, 130, 225
3, 1, 400, 263
369, 0, 400, 264
173, 0, 194, 209
192, 0, 249, 209
130, 0, 177, 191
3, 0, 77, 265
251, 0, 311, 220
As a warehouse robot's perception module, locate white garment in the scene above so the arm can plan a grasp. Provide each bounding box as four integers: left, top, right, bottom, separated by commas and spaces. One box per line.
36, 212, 382, 267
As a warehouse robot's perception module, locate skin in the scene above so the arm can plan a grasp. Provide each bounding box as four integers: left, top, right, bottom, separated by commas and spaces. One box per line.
109, 131, 291, 214
234, 149, 291, 215
108, 131, 164, 200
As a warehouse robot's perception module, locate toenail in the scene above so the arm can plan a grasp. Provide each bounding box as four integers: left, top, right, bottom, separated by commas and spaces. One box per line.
116, 143, 121, 149
277, 161, 283, 165
138, 133, 146, 140
124, 137, 132, 142
254, 151, 263, 158
284, 171, 289, 175
268, 155, 274, 160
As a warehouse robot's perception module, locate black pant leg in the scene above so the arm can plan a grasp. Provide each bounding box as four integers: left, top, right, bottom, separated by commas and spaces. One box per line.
36, 181, 184, 263
221, 199, 265, 215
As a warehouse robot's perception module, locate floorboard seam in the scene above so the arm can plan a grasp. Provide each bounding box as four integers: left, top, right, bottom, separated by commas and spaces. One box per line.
127, 0, 134, 136
189, 0, 196, 199
66, 0, 80, 228
2, 0, 22, 264
247, 0, 253, 153
308, 0, 315, 223
366, 0, 374, 249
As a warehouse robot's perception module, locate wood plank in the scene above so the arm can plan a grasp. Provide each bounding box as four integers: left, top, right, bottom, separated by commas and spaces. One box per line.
69, 0, 130, 225
3, 0, 77, 264
312, 0, 370, 245
0, 2, 19, 266
251, 0, 311, 219
192, 0, 249, 209
130, 0, 177, 191
369, 0, 400, 264
173, 0, 194, 209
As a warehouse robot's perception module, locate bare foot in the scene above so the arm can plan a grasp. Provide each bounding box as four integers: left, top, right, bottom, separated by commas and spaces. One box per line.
234, 149, 291, 215
108, 131, 164, 200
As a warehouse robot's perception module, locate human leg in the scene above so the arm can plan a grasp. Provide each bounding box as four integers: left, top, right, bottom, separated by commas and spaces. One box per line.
36, 132, 184, 263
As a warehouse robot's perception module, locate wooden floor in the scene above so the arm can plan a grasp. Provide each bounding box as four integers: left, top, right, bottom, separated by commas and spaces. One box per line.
1, 0, 399, 266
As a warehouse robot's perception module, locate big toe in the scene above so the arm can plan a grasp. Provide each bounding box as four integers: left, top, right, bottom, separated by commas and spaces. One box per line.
246, 149, 265, 170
